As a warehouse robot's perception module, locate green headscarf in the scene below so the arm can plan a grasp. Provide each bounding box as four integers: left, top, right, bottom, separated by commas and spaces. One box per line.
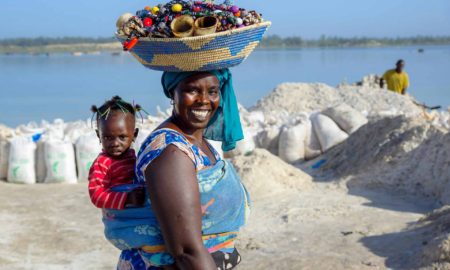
161, 69, 243, 151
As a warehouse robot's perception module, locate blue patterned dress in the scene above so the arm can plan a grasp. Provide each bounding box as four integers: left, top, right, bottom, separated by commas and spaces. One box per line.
116, 128, 248, 270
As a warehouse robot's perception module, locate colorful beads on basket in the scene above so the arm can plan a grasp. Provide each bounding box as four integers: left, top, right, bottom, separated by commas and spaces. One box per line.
116, 0, 264, 39
171, 3, 183, 12
143, 17, 153, 27
151, 6, 160, 14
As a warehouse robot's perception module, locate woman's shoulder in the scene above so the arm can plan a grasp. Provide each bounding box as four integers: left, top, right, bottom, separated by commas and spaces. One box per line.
136, 128, 198, 175
138, 128, 192, 155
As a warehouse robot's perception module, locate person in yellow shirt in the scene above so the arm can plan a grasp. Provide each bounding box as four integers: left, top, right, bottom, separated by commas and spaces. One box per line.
380, 59, 409, 95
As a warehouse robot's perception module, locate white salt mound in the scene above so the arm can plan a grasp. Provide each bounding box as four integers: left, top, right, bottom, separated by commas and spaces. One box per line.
231, 149, 312, 200
252, 83, 422, 118
417, 206, 450, 269
307, 116, 450, 204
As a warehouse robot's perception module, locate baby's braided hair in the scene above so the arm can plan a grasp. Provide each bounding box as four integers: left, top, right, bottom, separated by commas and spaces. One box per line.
90, 96, 146, 127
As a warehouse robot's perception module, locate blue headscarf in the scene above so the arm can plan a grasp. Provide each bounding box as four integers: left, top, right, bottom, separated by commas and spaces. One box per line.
161, 69, 243, 151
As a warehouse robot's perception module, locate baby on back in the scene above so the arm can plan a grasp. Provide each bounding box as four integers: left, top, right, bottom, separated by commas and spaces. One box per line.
88, 96, 145, 209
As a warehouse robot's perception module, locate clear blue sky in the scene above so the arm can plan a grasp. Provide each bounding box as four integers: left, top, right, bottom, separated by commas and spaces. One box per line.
1, 0, 450, 39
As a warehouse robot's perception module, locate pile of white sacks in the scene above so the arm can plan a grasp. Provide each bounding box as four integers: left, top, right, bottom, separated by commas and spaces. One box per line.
231, 103, 368, 163
0, 103, 366, 184
3, 81, 450, 184
0, 114, 166, 185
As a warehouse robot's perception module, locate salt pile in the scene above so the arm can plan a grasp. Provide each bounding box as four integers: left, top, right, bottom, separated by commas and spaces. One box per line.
246, 83, 450, 269
3, 83, 448, 187
252, 83, 423, 119
231, 149, 312, 200
417, 206, 450, 268
305, 116, 450, 204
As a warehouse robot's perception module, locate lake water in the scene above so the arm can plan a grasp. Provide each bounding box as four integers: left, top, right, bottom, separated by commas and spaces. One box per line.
1, 45, 449, 127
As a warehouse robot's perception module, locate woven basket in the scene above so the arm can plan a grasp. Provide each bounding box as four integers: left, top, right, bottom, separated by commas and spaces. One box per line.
116, 21, 271, 72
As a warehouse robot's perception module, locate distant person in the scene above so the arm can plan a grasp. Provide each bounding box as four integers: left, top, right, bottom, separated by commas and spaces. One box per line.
88, 96, 144, 210
380, 59, 409, 95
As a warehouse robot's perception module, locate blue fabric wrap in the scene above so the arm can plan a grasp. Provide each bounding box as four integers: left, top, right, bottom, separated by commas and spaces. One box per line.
161, 69, 244, 151
103, 159, 251, 267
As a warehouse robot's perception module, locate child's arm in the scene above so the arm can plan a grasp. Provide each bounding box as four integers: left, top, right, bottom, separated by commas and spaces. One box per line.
88, 156, 129, 210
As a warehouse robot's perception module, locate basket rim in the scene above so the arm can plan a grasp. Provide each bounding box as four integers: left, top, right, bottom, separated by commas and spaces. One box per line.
116, 21, 271, 42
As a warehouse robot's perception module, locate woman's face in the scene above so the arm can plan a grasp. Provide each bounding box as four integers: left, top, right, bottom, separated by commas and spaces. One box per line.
172, 73, 220, 131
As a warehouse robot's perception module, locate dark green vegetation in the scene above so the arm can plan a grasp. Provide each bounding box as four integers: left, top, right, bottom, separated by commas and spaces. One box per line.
0, 37, 120, 54
259, 35, 450, 48
1, 35, 450, 54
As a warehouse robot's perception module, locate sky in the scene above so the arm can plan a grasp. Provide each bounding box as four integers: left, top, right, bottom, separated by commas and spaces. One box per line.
1, 0, 450, 39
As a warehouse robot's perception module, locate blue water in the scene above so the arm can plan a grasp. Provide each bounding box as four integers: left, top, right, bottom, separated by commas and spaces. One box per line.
1, 45, 449, 127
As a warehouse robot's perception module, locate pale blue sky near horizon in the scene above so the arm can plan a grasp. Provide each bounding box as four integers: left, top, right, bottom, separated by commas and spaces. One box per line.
1, 0, 450, 39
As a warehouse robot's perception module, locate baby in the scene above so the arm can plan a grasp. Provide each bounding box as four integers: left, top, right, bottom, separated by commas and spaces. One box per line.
88, 96, 144, 209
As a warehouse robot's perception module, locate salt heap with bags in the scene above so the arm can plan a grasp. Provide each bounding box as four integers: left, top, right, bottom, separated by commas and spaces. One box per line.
2, 82, 450, 190
229, 82, 450, 161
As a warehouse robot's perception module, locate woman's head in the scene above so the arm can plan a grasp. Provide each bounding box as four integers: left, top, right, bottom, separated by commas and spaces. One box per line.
91, 96, 139, 157
169, 72, 221, 132
162, 69, 244, 151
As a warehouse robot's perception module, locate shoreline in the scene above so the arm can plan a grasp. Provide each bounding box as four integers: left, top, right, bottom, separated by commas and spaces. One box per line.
1, 42, 449, 55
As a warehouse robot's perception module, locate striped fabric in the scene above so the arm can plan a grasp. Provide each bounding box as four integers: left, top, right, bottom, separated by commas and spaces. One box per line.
88, 149, 136, 209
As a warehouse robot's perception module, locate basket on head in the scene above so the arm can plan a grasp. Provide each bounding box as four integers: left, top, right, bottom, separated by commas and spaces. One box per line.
116, 21, 271, 72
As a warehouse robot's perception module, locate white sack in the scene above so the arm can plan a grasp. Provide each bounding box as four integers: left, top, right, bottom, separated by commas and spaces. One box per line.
0, 126, 14, 140
0, 140, 10, 180
224, 129, 256, 158
64, 121, 88, 143
278, 123, 307, 164
35, 141, 47, 183
75, 133, 102, 182
243, 111, 265, 126
304, 119, 322, 160
312, 114, 349, 152
322, 104, 368, 134
15, 123, 43, 137
7, 136, 36, 184
44, 140, 77, 184
256, 125, 281, 155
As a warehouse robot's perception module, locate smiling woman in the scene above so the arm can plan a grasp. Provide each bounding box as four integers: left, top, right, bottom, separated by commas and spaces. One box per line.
169, 73, 221, 136
108, 69, 250, 270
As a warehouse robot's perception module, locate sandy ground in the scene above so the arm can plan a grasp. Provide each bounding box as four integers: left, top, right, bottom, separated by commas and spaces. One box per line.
0, 179, 435, 270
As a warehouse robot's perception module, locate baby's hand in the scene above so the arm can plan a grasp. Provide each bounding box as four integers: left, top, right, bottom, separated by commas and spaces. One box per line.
125, 188, 145, 207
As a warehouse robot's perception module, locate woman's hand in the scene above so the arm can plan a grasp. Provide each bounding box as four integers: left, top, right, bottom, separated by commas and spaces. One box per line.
145, 145, 216, 270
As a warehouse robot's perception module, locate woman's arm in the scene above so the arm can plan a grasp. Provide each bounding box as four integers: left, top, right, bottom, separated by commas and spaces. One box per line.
145, 145, 216, 270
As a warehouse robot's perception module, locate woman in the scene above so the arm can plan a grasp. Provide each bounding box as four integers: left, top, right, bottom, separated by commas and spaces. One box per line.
116, 69, 250, 270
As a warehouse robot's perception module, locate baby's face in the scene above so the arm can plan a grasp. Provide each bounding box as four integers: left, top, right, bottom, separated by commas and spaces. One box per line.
97, 112, 136, 158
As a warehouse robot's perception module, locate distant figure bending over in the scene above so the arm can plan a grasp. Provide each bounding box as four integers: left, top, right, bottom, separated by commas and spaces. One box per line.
380, 59, 409, 95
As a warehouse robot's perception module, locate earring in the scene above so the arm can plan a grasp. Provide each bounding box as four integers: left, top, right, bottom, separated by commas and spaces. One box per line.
170, 99, 175, 105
